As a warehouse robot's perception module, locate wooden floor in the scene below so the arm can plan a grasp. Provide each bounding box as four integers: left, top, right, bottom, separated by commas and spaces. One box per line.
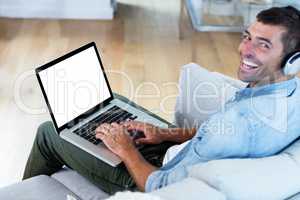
0, 0, 241, 187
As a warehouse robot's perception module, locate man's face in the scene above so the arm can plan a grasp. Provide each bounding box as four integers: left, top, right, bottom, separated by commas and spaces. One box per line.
238, 21, 287, 86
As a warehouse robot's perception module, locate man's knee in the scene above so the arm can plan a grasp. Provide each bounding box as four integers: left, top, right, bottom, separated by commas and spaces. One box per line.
35, 121, 57, 145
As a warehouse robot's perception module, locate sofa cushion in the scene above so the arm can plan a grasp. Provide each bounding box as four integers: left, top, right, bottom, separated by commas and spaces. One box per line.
188, 152, 300, 200
0, 175, 80, 200
52, 168, 109, 200
108, 191, 163, 200
106, 178, 226, 200
152, 177, 226, 200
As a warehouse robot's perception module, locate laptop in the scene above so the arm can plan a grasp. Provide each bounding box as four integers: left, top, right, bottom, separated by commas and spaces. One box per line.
35, 42, 168, 167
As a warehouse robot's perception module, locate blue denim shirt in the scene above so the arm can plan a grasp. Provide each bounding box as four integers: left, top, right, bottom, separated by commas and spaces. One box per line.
145, 77, 300, 192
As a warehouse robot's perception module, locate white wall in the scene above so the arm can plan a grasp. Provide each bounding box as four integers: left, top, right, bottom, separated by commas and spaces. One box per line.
0, 0, 116, 19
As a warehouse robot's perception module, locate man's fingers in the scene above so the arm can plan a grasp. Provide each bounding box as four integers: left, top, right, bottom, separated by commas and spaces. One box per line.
123, 121, 145, 131
95, 123, 111, 134
95, 131, 105, 140
135, 138, 149, 144
101, 123, 111, 129
96, 127, 108, 135
111, 122, 119, 127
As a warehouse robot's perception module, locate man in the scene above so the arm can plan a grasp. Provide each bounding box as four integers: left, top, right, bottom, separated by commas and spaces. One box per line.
23, 6, 300, 194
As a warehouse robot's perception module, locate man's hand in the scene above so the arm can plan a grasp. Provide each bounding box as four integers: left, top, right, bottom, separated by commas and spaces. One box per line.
122, 121, 164, 145
95, 122, 158, 191
95, 123, 137, 159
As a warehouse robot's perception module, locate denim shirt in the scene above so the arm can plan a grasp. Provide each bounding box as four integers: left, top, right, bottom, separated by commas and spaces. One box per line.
145, 77, 300, 192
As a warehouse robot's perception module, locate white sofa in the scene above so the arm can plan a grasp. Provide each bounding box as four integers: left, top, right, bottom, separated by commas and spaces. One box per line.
1, 63, 300, 200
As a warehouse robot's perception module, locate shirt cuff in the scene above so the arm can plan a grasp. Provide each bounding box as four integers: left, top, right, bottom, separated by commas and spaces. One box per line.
145, 170, 162, 192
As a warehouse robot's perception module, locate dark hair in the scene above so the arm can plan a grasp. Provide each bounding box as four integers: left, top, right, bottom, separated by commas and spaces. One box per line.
257, 6, 300, 56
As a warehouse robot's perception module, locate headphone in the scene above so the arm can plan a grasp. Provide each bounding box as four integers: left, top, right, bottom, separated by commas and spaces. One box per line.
283, 52, 300, 76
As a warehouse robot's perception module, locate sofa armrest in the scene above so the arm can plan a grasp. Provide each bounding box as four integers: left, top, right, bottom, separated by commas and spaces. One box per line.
0, 175, 80, 200
52, 168, 109, 200
211, 72, 247, 89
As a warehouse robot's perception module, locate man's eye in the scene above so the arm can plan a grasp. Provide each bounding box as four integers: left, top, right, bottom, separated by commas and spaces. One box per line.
242, 34, 251, 41
259, 42, 270, 49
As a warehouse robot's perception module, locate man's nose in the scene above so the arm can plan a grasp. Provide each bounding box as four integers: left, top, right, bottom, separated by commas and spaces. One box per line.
240, 40, 255, 57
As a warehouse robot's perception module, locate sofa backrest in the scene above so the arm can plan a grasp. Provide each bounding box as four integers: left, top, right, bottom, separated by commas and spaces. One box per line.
174, 63, 246, 128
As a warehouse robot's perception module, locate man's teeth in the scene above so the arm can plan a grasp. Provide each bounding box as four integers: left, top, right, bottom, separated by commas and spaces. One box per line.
243, 60, 258, 68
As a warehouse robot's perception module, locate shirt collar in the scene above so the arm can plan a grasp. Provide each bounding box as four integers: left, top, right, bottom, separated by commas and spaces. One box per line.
234, 77, 298, 101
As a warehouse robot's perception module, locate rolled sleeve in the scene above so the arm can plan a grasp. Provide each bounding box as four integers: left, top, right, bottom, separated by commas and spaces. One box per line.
145, 170, 162, 192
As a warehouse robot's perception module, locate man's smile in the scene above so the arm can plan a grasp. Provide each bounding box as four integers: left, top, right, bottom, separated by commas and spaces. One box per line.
239, 59, 260, 74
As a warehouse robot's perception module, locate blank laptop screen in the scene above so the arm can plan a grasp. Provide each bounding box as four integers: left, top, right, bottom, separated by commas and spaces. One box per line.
38, 46, 111, 128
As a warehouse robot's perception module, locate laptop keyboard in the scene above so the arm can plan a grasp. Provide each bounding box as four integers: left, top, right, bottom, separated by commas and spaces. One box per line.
73, 105, 137, 145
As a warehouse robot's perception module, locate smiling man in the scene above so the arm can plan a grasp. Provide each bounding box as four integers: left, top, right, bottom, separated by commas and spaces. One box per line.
23, 6, 300, 195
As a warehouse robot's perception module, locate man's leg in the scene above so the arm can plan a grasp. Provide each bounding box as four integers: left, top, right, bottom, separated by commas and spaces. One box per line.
23, 121, 136, 194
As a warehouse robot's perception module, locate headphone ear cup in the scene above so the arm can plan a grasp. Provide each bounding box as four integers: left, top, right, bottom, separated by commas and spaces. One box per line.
283, 52, 300, 75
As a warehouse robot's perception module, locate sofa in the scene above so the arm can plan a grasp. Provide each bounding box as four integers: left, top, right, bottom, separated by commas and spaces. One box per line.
1, 63, 300, 200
